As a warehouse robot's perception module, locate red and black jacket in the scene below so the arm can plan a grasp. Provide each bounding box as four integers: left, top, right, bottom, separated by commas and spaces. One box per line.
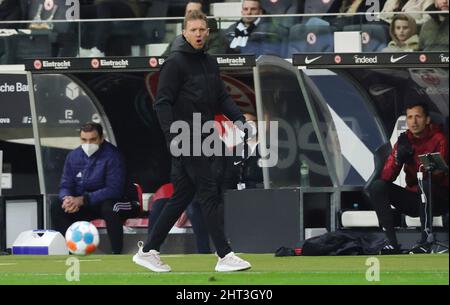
381, 124, 449, 193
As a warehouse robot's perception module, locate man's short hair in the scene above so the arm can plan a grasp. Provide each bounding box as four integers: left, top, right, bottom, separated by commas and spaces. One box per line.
405, 102, 430, 117
243, 0, 262, 7
187, 0, 204, 10
80, 122, 103, 138
183, 9, 208, 29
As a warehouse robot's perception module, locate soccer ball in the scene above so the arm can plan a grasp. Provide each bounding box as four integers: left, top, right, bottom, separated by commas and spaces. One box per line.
65, 221, 100, 255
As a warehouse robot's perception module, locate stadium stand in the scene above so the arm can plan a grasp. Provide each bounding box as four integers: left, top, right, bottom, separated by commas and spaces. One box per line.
260, 0, 300, 29
287, 23, 335, 57
343, 23, 390, 52
24, 0, 78, 56
303, 0, 336, 14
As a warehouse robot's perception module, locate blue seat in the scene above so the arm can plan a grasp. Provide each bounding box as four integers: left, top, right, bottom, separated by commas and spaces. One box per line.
343, 23, 389, 52
287, 23, 335, 57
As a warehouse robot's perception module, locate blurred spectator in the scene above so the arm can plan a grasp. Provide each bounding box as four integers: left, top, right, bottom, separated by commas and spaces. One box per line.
381, 0, 434, 25
327, 0, 387, 27
0, 0, 22, 25
19, 0, 81, 56
79, 0, 148, 57
383, 14, 419, 51
162, 0, 227, 56
259, 0, 303, 29
224, 0, 285, 57
419, 0, 449, 51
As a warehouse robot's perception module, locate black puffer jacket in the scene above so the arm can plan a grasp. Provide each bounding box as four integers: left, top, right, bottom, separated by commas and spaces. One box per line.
0, 0, 21, 21
154, 35, 245, 146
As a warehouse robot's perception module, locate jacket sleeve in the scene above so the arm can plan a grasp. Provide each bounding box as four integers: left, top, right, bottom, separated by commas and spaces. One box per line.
84, 152, 125, 206
58, 154, 76, 201
153, 58, 182, 144
217, 73, 246, 124
381, 142, 403, 182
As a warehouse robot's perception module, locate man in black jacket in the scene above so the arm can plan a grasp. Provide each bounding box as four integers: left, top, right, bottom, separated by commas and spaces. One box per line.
132, 10, 253, 273
0, 0, 21, 23
225, 0, 285, 57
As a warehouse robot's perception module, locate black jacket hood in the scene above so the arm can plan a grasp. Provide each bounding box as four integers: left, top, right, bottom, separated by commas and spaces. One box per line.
426, 3, 449, 23
170, 35, 208, 54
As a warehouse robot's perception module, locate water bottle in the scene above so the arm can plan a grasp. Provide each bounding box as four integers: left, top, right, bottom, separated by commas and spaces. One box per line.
300, 161, 310, 187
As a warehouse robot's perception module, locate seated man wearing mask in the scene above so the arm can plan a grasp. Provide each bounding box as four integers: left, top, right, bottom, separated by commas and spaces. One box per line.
51, 122, 137, 254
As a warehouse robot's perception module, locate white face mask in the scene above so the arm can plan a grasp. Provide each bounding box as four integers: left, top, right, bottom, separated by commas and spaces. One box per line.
81, 143, 99, 157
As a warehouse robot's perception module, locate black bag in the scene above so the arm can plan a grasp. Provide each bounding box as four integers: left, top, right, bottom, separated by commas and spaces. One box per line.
301, 231, 386, 256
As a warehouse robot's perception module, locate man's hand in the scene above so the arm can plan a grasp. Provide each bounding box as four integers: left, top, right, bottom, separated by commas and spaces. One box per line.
62, 196, 84, 214
395, 132, 414, 165
243, 121, 257, 141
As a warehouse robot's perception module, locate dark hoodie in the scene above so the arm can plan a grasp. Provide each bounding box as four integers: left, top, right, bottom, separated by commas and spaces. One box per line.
0, 0, 21, 22
154, 35, 245, 147
381, 124, 449, 193
419, 3, 449, 51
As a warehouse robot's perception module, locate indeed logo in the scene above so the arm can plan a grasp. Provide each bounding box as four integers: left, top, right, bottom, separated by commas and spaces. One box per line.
43, 60, 71, 69
440, 54, 449, 63
217, 57, 246, 66
353, 55, 378, 64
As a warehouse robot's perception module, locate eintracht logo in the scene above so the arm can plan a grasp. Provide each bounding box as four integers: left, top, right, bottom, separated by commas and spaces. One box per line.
307, 32, 317, 45
34, 60, 42, 70
419, 54, 427, 63
149, 58, 158, 68
44, 0, 54, 10
91, 58, 100, 69
334, 55, 342, 64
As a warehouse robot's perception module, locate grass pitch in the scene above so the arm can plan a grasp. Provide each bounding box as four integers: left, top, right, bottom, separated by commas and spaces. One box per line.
0, 253, 448, 285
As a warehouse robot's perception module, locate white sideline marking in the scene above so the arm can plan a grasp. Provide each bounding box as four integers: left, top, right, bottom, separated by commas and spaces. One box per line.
0, 263, 17, 266
54, 259, 102, 263
2, 271, 447, 276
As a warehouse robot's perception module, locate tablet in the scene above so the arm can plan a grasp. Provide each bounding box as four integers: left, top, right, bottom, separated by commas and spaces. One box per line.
418, 152, 449, 173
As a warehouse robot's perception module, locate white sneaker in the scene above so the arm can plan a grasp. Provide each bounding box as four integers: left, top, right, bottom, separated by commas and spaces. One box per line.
132, 241, 171, 272
215, 252, 251, 272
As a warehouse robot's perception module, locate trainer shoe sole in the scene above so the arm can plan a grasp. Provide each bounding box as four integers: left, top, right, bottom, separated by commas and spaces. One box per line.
132, 254, 171, 272
215, 264, 251, 272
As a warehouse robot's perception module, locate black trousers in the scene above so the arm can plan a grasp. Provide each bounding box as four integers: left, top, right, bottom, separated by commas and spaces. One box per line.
368, 179, 449, 245
148, 199, 211, 254
50, 199, 134, 254
144, 156, 232, 257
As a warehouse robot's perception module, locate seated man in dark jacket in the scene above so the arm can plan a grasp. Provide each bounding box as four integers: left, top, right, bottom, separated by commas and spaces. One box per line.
224, 0, 285, 57
0, 0, 21, 23
51, 122, 137, 254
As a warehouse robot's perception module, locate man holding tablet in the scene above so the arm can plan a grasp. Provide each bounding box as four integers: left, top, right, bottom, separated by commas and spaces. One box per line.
367, 102, 449, 254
